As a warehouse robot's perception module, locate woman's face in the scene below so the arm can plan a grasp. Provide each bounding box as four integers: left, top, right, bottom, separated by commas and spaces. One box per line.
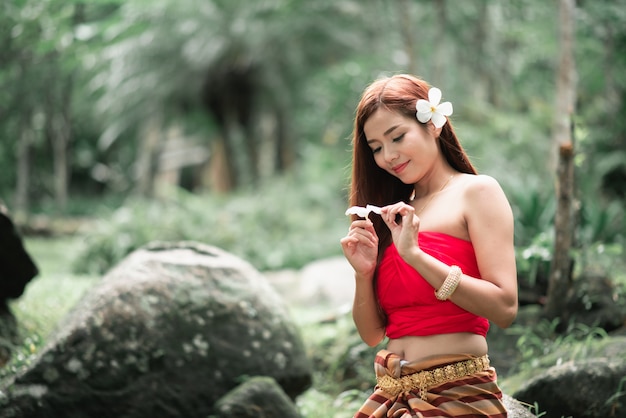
363, 108, 440, 184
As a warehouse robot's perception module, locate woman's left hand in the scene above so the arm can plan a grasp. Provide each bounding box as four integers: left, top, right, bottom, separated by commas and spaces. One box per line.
381, 202, 421, 259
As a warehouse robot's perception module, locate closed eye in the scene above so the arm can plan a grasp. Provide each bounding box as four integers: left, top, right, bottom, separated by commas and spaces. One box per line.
393, 133, 405, 142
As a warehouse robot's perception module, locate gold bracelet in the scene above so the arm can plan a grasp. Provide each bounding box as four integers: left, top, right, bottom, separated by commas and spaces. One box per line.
435, 265, 462, 300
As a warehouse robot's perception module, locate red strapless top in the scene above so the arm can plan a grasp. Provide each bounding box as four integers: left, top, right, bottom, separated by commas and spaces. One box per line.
377, 231, 489, 338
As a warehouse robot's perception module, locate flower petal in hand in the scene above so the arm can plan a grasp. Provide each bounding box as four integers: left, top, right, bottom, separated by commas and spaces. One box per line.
345, 205, 382, 220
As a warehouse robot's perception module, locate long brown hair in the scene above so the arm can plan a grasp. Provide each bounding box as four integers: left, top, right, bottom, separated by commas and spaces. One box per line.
349, 74, 477, 256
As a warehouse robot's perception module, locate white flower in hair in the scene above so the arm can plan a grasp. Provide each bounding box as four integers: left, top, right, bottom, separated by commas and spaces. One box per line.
345, 204, 382, 220
415, 87, 453, 128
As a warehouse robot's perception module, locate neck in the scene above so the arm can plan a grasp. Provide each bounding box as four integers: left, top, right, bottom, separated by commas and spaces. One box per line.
413, 171, 456, 200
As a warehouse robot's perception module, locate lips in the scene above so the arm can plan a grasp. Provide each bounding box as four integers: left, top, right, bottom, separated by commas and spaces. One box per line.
391, 161, 409, 174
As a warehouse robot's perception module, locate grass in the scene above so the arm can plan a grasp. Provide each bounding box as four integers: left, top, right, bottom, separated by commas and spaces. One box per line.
2, 236, 99, 381
12, 236, 99, 338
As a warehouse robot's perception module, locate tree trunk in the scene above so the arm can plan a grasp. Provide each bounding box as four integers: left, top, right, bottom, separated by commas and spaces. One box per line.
222, 109, 248, 189
50, 77, 73, 213
544, 0, 577, 321
135, 114, 163, 198
14, 112, 33, 216
52, 117, 69, 212
207, 137, 233, 193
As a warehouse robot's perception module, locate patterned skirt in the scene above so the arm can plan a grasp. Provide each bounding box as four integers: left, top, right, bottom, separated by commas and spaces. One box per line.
354, 350, 508, 418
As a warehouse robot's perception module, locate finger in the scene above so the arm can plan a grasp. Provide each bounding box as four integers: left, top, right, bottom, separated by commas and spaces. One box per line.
382, 206, 403, 227
349, 219, 378, 236
349, 218, 371, 229
392, 204, 415, 223
349, 230, 378, 247
340, 236, 359, 249
385, 202, 409, 218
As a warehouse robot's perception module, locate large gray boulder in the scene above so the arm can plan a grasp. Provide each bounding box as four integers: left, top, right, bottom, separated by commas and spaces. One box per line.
513, 356, 626, 418
0, 241, 312, 418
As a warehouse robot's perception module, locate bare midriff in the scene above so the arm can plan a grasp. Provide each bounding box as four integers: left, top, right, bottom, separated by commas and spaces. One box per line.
386, 333, 488, 362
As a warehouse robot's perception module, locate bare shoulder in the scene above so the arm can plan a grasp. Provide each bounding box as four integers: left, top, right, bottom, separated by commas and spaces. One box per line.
462, 174, 503, 197
460, 174, 513, 227
458, 174, 508, 207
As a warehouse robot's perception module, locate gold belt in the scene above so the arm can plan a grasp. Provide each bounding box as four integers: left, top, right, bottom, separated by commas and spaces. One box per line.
376, 355, 490, 400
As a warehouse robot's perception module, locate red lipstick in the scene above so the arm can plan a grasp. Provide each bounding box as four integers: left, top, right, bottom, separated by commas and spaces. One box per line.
392, 162, 409, 174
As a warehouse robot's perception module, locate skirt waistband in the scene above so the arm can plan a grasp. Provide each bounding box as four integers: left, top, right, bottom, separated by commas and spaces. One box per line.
376, 354, 490, 400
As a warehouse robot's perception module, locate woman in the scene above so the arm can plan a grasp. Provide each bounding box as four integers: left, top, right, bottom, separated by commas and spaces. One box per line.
340, 74, 518, 418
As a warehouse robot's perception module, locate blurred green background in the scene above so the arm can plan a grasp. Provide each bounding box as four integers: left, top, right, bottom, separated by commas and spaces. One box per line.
1, 0, 625, 416
1, 0, 624, 273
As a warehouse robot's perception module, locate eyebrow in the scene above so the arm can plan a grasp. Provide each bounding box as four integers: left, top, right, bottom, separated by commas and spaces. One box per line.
366, 124, 401, 144
384, 125, 401, 136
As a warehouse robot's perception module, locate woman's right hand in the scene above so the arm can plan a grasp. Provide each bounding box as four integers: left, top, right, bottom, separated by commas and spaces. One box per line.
340, 218, 379, 278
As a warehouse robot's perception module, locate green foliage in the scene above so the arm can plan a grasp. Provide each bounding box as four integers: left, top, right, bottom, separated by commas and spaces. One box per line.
516, 232, 552, 289
72, 146, 350, 274
605, 375, 626, 415
297, 387, 365, 418
508, 178, 625, 291
498, 316, 623, 397
295, 310, 379, 418
507, 188, 554, 291
579, 199, 625, 245
0, 334, 42, 382
2, 0, 626, 212
510, 189, 555, 248
77, 0, 372, 190
1, 236, 99, 383
520, 401, 548, 418
508, 319, 609, 373
575, 242, 625, 291
518, 401, 573, 418
299, 311, 379, 392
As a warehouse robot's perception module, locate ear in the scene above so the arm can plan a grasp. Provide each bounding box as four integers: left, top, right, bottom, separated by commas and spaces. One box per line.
427, 121, 443, 138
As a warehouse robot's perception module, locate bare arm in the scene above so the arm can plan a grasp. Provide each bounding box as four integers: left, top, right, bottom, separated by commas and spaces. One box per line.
384, 175, 518, 329
351, 272, 386, 346
340, 219, 386, 346
458, 175, 518, 327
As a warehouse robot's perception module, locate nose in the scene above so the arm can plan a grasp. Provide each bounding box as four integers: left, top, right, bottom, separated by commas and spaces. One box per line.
383, 146, 399, 163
